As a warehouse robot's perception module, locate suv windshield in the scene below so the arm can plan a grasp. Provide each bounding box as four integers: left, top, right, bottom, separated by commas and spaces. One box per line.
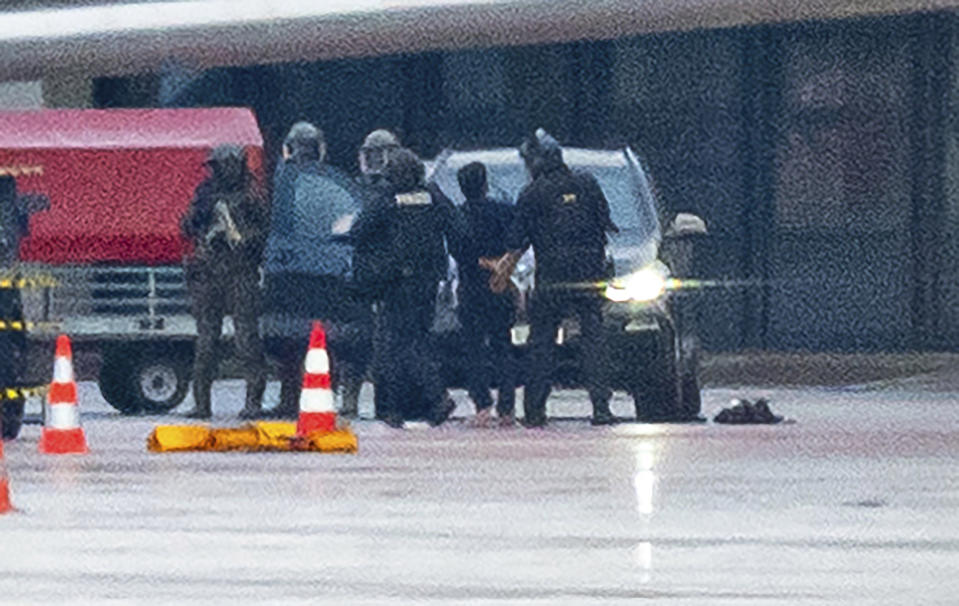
429, 148, 660, 245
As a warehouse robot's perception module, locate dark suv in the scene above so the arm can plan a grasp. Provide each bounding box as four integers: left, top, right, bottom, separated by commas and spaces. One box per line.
428, 147, 706, 421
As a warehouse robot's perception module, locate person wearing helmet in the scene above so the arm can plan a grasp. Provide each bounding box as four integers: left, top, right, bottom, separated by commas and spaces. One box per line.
487, 129, 620, 427
261, 121, 368, 419
352, 129, 402, 421
350, 147, 464, 428
357, 129, 401, 188
180, 144, 268, 419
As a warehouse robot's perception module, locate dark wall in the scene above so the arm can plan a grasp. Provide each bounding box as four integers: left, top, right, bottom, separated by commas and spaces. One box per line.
92, 12, 956, 352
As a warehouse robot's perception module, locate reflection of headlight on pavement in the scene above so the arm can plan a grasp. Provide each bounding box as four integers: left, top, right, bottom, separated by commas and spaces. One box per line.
605, 263, 668, 303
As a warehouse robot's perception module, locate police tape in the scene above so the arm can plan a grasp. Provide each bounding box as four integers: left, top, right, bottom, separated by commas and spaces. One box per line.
0, 275, 59, 289
0, 385, 48, 401
0, 320, 61, 332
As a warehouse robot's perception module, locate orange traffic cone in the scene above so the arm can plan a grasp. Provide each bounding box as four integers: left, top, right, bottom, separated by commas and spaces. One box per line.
38, 335, 88, 455
296, 321, 336, 436
0, 438, 12, 514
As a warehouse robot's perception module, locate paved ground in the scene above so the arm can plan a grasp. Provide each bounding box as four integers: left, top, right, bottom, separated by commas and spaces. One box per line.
2, 381, 957, 605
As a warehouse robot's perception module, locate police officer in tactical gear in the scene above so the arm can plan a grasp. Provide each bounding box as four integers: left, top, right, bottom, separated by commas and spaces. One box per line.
488, 129, 620, 427
350, 148, 463, 428
357, 129, 401, 188
181, 144, 268, 419
353, 129, 402, 421
262, 122, 368, 419
449, 162, 517, 427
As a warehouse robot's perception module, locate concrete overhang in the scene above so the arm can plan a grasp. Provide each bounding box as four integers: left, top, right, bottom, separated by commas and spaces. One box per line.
0, 0, 957, 80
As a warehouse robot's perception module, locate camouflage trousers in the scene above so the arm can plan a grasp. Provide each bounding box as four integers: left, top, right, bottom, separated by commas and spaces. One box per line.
186, 262, 266, 415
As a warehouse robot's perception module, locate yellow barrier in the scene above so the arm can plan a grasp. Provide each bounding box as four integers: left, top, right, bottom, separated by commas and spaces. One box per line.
147, 421, 357, 454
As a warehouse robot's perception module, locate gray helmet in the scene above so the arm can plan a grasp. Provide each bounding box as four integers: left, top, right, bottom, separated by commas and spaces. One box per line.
206, 144, 247, 189
359, 129, 401, 178
385, 148, 424, 192
283, 121, 325, 163
519, 128, 563, 177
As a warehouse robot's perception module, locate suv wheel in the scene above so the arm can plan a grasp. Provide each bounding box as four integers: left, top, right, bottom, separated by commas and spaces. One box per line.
630, 321, 682, 421
631, 361, 681, 421
678, 336, 703, 420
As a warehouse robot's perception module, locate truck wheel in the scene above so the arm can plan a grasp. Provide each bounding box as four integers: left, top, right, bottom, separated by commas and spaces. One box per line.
99, 352, 138, 414
130, 352, 190, 414
1, 398, 24, 440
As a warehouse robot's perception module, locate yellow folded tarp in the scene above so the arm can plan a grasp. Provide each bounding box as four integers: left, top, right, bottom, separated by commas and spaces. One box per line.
253, 421, 298, 449
210, 426, 260, 451
147, 421, 356, 454
147, 425, 213, 452
305, 429, 358, 454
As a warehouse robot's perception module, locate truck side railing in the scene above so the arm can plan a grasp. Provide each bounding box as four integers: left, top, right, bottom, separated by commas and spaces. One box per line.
19, 264, 222, 340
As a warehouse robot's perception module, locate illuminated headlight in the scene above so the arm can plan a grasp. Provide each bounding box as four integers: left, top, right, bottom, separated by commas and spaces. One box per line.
605, 263, 669, 303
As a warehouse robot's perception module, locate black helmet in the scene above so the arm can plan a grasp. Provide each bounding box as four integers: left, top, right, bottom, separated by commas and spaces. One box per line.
519, 128, 563, 177
359, 129, 401, 178
385, 148, 424, 192
283, 121, 325, 163
205, 144, 247, 190
457, 162, 487, 200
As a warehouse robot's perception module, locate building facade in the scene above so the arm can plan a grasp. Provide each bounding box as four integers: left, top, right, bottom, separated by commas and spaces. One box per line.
13, 7, 959, 352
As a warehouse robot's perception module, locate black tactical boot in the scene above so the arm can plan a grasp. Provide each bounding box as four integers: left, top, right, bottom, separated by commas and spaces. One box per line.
590, 406, 621, 426
522, 409, 548, 428
428, 395, 456, 427
183, 407, 211, 420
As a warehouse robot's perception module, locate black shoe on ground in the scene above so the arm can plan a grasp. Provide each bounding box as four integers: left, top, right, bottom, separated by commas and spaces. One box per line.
590, 409, 621, 426
522, 415, 548, 429
183, 408, 211, 420
751, 398, 783, 424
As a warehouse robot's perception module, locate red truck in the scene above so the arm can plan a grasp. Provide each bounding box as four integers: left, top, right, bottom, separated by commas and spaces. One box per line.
0, 107, 265, 427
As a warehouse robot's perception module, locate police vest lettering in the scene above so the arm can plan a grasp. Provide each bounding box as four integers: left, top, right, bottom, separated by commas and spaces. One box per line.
395, 191, 432, 206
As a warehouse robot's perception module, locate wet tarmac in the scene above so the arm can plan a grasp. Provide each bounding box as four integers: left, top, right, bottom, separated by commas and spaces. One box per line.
1, 381, 957, 604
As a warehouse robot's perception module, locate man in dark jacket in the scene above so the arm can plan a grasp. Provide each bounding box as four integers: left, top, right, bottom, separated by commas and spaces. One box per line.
181, 144, 267, 419
353, 129, 402, 421
262, 121, 368, 419
488, 129, 620, 427
449, 162, 517, 427
350, 148, 464, 428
